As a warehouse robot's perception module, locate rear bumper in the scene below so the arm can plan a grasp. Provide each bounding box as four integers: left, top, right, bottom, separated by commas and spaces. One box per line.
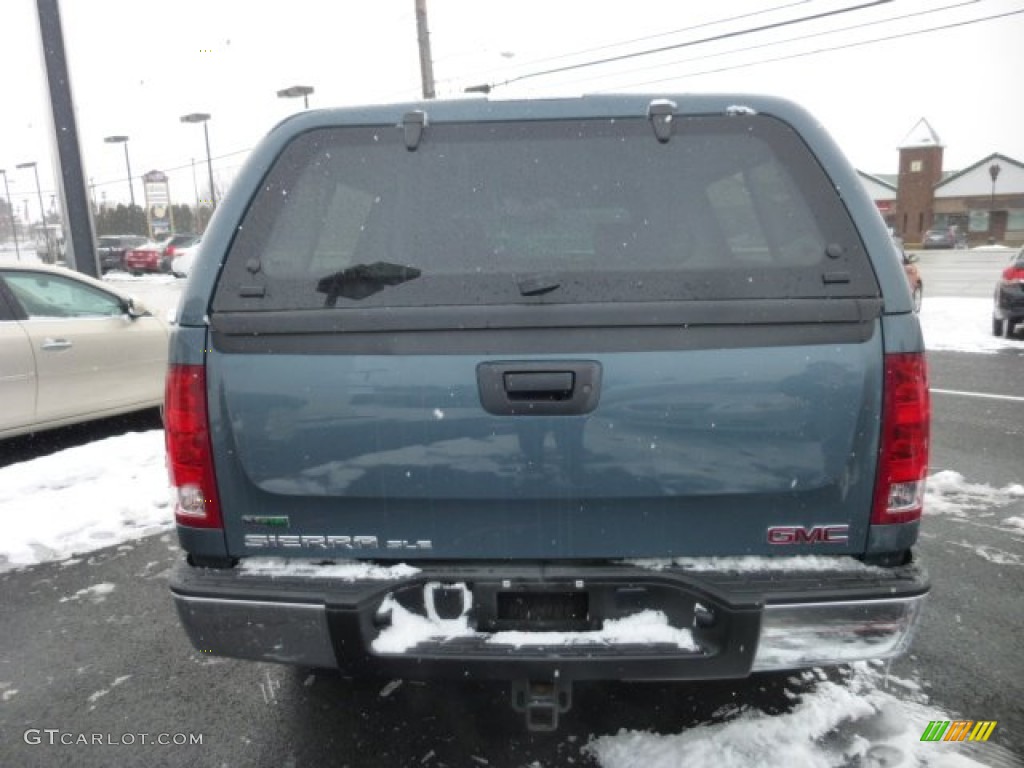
125, 255, 164, 272
170, 557, 928, 680
994, 285, 1024, 320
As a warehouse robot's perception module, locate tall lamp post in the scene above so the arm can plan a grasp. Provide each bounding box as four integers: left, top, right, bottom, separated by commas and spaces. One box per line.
277, 84, 314, 110
16, 161, 51, 262
191, 157, 200, 231
104, 135, 136, 209
988, 163, 1002, 245
181, 113, 216, 216
0, 169, 21, 260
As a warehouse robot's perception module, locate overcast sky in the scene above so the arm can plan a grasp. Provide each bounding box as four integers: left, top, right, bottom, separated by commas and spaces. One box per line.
2, 0, 1023, 216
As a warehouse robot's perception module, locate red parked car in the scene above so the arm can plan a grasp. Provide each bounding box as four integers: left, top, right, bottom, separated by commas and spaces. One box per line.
124, 234, 200, 274
123, 241, 167, 274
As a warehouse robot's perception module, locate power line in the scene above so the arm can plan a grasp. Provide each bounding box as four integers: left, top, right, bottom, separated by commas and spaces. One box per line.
11, 147, 256, 202
436, 0, 812, 80
86, 148, 253, 192
468, 0, 894, 92
598, 6, 1024, 90
547, 0, 982, 91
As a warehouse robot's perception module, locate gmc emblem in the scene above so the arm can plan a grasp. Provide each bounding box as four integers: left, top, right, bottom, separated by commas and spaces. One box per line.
767, 524, 849, 545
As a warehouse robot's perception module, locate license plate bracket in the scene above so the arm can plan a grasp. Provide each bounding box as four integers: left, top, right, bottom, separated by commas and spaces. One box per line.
494, 590, 590, 632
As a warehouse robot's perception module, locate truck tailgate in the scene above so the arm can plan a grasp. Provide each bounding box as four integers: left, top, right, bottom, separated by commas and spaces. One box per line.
209, 318, 881, 559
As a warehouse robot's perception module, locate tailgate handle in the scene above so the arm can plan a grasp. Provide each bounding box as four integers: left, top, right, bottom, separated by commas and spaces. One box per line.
478, 361, 601, 416
504, 371, 574, 400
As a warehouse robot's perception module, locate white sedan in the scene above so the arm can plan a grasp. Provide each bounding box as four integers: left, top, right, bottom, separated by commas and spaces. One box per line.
170, 240, 201, 277
0, 264, 169, 439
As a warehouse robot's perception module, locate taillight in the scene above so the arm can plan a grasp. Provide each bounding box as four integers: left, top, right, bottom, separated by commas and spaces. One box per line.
165, 364, 222, 529
1001, 266, 1024, 282
871, 353, 930, 525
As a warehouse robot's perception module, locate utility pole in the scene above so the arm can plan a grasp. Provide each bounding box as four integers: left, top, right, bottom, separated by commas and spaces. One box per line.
414, 0, 436, 99
33, 0, 99, 276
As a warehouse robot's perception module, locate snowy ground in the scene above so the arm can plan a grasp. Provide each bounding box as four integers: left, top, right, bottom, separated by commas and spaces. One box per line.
0, 274, 1020, 767
586, 662, 1007, 768
0, 431, 171, 570
919, 297, 1021, 354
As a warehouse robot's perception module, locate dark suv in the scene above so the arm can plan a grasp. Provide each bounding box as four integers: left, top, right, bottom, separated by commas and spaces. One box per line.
167, 95, 929, 730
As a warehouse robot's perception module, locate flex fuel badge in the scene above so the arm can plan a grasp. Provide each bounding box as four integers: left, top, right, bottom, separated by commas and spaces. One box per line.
241, 515, 290, 528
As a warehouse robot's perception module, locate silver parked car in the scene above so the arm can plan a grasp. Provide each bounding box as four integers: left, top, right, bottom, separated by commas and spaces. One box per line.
0, 264, 169, 439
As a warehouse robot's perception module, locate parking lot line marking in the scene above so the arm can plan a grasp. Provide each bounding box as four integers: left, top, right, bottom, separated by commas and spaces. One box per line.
930, 388, 1024, 403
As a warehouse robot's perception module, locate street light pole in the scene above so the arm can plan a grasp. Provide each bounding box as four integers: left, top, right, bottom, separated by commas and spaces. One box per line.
277, 84, 314, 110
104, 135, 136, 209
0, 169, 21, 260
16, 161, 52, 263
988, 163, 1002, 245
180, 113, 216, 214
191, 157, 200, 231
202, 120, 214, 208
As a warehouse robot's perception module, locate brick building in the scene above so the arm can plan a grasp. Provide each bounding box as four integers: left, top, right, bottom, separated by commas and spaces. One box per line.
861, 118, 1024, 247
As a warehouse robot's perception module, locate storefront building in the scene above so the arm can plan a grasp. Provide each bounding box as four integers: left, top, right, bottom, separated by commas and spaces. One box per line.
863, 119, 1024, 247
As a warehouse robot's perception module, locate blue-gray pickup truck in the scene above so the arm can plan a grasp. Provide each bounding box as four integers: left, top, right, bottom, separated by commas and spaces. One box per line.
166, 94, 930, 730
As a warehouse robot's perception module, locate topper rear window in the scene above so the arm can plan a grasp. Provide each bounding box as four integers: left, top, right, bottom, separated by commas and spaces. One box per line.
212, 115, 877, 312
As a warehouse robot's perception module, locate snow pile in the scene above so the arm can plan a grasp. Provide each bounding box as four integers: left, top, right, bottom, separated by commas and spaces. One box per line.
372, 598, 697, 655
372, 594, 475, 653
0, 430, 171, 572
489, 610, 696, 650
59, 582, 116, 603
586, 662, 1000, 768
925, 470, 1024, 518
918, 297, 1021, 353
969, 244, 1015, 252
